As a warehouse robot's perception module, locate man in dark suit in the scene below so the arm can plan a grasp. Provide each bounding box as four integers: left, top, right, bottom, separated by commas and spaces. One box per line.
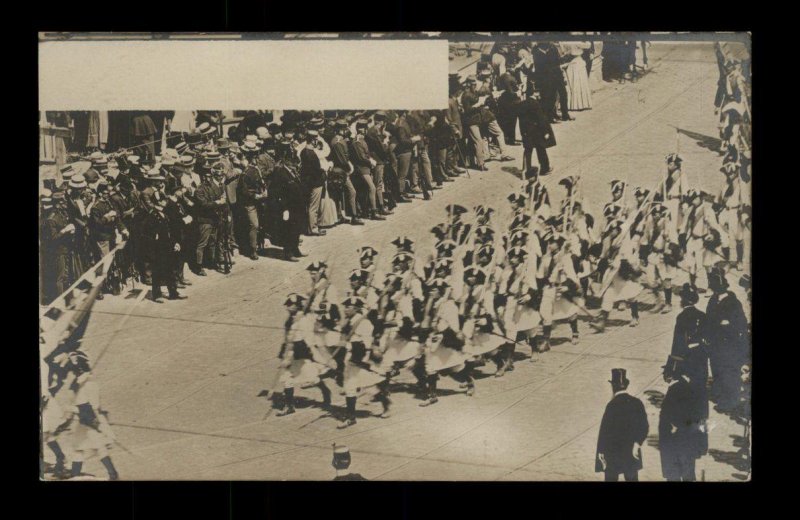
705, 263, 749, 412
532, 42, 572, 123
659, 356, 708, 481
596, 368, 649, 481
267, 141, 307, 262
513, 88, 555, 175
671, 283, 710, 396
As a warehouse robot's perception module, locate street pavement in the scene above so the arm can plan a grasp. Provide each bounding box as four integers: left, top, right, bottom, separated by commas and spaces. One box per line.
49, 42, 751, 481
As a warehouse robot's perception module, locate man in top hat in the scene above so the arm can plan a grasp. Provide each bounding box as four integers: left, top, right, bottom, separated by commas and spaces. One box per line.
140, 187, 186, 302
533, 42, 573, 124
704, 263, 749, 412
596, 368, 649, 481
659, 355, 708, 481
331, 444, 367, 480
513, 82, 555, 175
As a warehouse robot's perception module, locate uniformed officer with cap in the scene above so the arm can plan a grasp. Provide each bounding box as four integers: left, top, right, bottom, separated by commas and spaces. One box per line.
331, 444, 367, 480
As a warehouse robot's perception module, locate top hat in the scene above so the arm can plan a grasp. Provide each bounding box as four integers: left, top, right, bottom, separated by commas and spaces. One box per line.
707, 263, 729, 292
332, 444, 351, 470
661, 355, 685, 379
608, 368, 629, 386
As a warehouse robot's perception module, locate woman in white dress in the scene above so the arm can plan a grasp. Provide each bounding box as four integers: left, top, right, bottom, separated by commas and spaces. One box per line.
563, 42, 593, 111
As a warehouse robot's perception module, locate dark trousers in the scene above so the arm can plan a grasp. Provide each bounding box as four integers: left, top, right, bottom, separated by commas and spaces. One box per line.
430, 146, 448, 184
242, 204, 259, 254
604, 470, 639, 482
541, 77, 570, 121
195, 222, 217, 268
395, 152, 412, 192
522, 143, 550, 173
152, 256, 178, 297
498, 113, 517, 144
662, 451, 697, 482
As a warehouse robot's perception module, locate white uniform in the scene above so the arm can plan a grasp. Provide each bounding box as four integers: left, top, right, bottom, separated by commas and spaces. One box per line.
423, 298, 469, 374
339, 314, 384, 396
600, 236, 645, 312
497, 262, 542, 339
458, 284, 505, 357
537, 252, 582, 325
683, 202, 728, 282
280, 313, 332, 388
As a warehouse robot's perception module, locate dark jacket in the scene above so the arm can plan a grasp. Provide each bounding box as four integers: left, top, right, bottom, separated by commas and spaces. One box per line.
659, 378, 708, 476
705, 291, 749, 369
349, 138, 373, 169
365, 126, 390, 164
596, 392, 649, 473
514, 98, 556, 149
391, 118, 414, 155
193, 179, 226, 224
671, 306, 710, 386
299, 147, 326, 189
267, 162, 307, 246
446, 97, 462, 133
89, 195, 125, 242
238, 165, 267, 207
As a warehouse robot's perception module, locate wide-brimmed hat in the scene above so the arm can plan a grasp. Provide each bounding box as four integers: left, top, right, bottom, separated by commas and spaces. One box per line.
240, 141, 259, 154
68, 174, 88, 189
197, 122, 216, 135
175, 142, 189, 155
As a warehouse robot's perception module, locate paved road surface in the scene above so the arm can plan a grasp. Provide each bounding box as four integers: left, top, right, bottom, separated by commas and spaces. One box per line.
52, 42, 751, 481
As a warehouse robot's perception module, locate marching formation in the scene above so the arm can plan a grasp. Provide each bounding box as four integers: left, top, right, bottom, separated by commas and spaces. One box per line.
270, 150, 750, 430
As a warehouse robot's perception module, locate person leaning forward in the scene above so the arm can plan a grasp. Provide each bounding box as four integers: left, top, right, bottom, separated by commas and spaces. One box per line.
596, 368, 649, 481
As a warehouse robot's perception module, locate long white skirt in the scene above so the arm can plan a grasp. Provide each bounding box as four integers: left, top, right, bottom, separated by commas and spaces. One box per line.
502, 299, 542, 339
424, 344, 469, 374
539, 286, 581, 325
280, 359, 329, 388
565, 57, 592, 111
343, 363, 385, 394
378, 332, 422, 373
601, 274, 644, 312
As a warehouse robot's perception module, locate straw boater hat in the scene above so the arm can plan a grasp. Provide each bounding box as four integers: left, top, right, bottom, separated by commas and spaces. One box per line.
68, 174, 88, 189
240, 141, 259, 154
197, 122, 216, 135
40, 188, 53, 210
175, 142, 189, 155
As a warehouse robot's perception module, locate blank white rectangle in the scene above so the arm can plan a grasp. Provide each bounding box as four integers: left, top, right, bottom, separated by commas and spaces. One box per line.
39, 39, 449, 110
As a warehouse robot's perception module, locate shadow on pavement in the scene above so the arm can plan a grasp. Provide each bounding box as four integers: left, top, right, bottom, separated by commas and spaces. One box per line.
676, 127, 722, 153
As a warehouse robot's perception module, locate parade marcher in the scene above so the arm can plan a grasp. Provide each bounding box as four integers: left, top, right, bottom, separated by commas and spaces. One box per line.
374, 272, 424, 378
659, 355, 708, 482
458, 266, 505, 365
682, 189, 728, 291
717, 162, 745, 271
662, 153, 687, 240
335, 296, 391, 428
642, 202, 678, 313
494, 246, 541, 374
596, 368, 649, 482
275, 293, 335, 417
415, 278, 476, 405
56, 351, 120, 480
331, 444, 368, 481
705, 263, 749, 412
591, 219, 645, 332
536, 228, 582, 349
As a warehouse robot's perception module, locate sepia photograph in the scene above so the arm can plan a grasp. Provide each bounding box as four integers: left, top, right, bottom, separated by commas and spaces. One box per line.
38, 32, 751, 482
